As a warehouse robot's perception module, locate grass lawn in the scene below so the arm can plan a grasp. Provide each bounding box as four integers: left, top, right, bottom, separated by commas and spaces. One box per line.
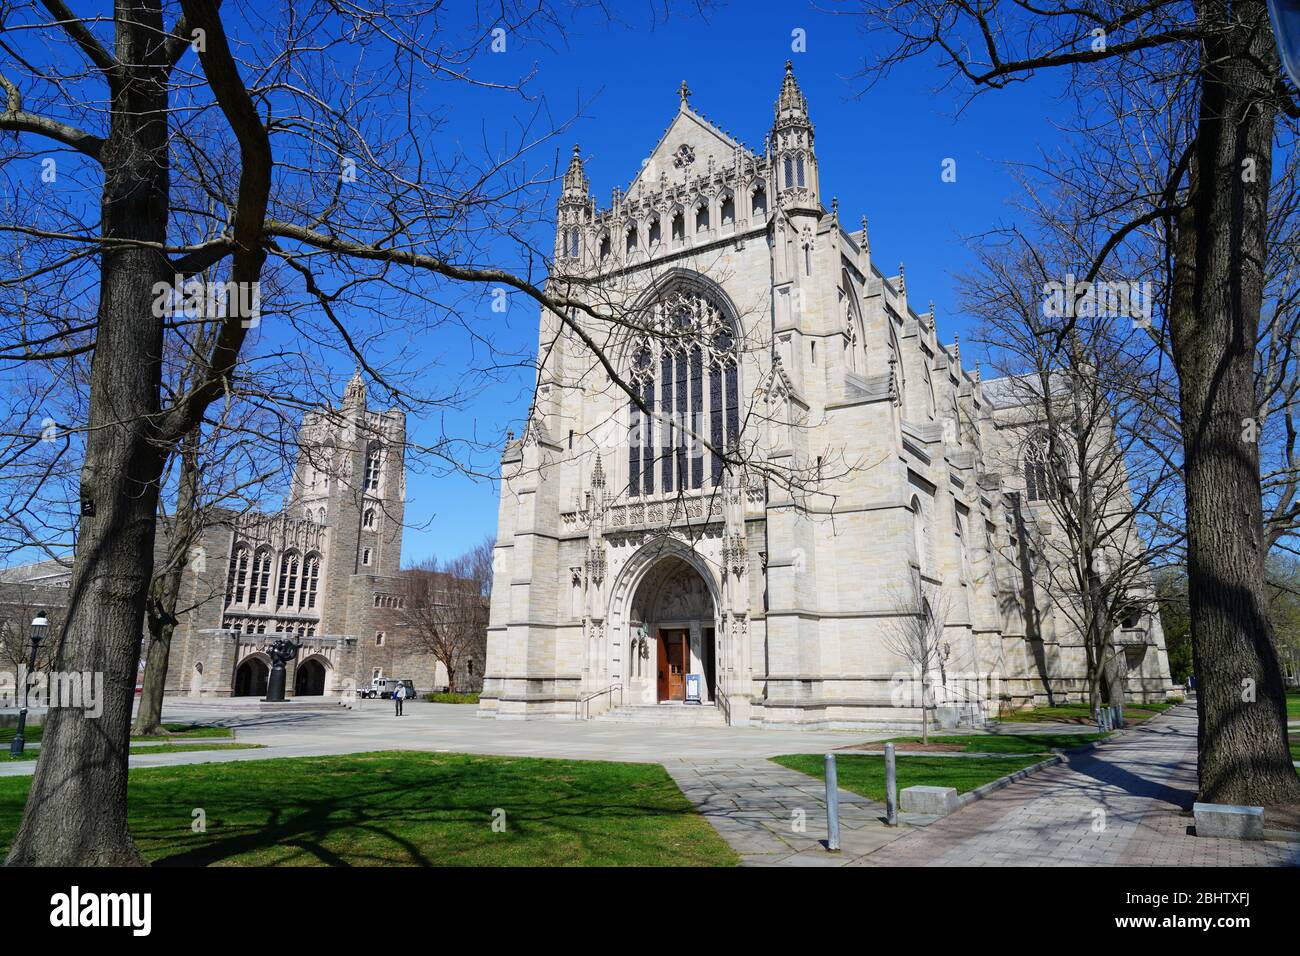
0, 742, 260, 762
1288, 692, 1300, 720
994, 701, 1175, 725
772, 753, 1046, 802
0, 751, 737, 866
0, 722, 233, 744
424, 692, 480, 704
870, 732, 1109, 754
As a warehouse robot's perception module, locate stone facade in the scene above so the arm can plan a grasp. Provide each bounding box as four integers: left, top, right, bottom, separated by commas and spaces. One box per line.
480, 65, 1175, 728
0, 372, 479, 698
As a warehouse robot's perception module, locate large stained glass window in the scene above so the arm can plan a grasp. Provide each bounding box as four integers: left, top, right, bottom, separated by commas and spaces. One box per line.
628, 286, 739, 497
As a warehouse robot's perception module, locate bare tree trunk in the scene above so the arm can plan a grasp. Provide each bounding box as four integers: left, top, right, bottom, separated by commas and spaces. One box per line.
4, 2, 171, 867
133, 426, 201, 736
1173, 0, 1300, 804
920, 679, 929, 745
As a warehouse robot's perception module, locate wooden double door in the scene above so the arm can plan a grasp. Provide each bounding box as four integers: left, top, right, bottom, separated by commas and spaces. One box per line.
656, 629, 689, 702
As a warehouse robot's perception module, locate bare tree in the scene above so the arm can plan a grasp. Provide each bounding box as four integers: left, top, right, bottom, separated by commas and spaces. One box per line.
883, 570, 952, 744
0, 585, 59, 694
397, 546, 490, 695
962, 233, 1183, 716
842, 0, 1300, 806
0, 0, 640, 865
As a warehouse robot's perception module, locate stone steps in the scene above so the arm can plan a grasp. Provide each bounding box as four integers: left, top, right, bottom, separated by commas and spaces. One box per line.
594, 703, 727, 726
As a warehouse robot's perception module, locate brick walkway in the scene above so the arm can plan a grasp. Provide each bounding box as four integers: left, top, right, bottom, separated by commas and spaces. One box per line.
851, 704, 1300, 866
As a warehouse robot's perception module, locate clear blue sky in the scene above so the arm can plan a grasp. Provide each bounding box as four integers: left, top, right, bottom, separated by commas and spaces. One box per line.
398, 0, 1070, 563
0, 2, 1071, 569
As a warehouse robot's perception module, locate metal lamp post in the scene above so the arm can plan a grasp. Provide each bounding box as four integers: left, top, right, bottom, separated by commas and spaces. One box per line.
9, 610, 48, 757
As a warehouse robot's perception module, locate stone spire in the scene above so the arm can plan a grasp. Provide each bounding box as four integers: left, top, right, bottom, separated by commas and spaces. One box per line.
344, 366, 366, 408
556, 144, 590, 265
897, 263, 907, 315
561, 144, 588, 203
774, 60, 809, 125
770, 60, 819, 210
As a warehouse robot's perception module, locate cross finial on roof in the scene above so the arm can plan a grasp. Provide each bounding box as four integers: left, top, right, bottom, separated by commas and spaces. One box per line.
679, 80, 692, 107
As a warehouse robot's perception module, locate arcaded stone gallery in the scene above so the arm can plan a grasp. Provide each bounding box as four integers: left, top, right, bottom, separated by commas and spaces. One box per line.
479, 64, 1176, 728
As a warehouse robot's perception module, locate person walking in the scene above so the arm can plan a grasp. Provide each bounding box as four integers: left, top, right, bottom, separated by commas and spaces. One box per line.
393, 681, 405, 717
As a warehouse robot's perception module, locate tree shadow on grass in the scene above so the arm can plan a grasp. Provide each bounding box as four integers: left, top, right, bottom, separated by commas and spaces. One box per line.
143, 752, 731, 867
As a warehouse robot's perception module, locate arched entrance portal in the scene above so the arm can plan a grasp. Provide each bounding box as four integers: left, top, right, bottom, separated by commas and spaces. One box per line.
295, 658, 327, 697
628, 555, 717, 704
294, 658, 327, 696
234, 657, 268, 697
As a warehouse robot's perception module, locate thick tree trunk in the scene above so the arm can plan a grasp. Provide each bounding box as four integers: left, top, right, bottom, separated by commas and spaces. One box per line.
1170, 0, 1300, 805
5, 2, 171, 866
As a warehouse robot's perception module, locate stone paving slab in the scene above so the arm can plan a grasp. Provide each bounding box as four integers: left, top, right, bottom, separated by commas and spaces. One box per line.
850, 704, 1300, 867
663, 758, 914, 865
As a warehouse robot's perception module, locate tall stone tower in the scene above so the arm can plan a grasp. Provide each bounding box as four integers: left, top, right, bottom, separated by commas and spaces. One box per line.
290, 368, 406, 635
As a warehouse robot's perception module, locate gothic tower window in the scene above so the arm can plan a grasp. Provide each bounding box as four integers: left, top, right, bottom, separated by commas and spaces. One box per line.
751, 184, 766, 217
671, 210, 684, 243
251, 547, 272, 605
1024, 432, 1056, 502
720, 192, 735, 225
599, 233, 611, 260
225, 545, 249, 606
627, 284, 739, 497
365, 444, 382, 490
695, 200, 709, 234
278, 550, 300, 608
363, 507, 376, 529
626, 224, 638, 254
796, 153, 806, 187
300, 552, 320, 609
841, 271, 864, 374
783, 154, 793, 189
648, 216, 661, 246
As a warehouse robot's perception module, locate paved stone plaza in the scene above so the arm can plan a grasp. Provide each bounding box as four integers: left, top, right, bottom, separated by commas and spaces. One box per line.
3, 698, 1295, 866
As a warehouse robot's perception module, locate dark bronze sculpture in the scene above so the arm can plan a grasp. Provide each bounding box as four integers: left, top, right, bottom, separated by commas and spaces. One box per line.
263, 637, 301, 702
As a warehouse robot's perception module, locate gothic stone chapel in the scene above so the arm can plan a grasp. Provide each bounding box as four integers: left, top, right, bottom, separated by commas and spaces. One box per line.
478, 65, 1176, 728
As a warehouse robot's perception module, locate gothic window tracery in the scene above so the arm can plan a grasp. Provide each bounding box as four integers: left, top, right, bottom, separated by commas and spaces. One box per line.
251, 547, 272, 605
226, 545, 249, 606
1024, 431, 1057, 502
841, 271, 865, 374
750, 183, 767, 217
627, 286, 740, 497
300, 552, 321, 609
278, 550, 300, 608
365, 444, 382, 491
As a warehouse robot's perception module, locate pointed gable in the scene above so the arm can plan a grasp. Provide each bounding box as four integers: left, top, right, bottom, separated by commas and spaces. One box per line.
626, 102, 753, 196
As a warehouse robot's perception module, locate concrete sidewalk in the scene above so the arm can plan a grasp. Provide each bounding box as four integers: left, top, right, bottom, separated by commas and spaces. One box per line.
0, 696, 894, 777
